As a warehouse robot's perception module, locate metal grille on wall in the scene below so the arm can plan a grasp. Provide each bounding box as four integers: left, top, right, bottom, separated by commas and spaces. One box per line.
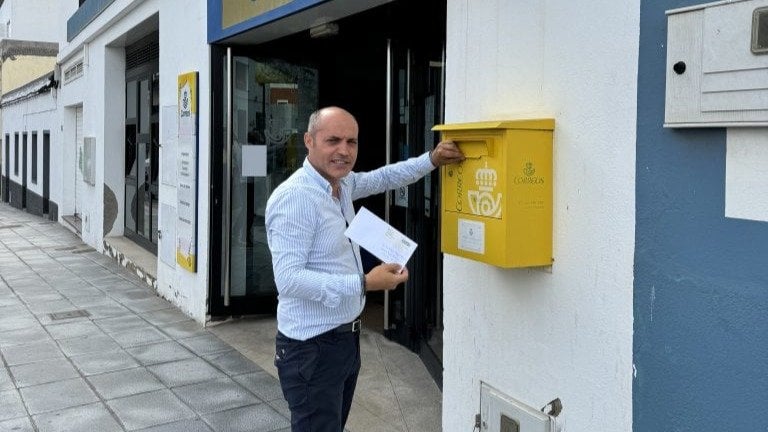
125, 33, 159, 70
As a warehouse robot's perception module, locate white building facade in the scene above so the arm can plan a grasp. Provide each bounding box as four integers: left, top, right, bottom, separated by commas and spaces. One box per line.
2, 0, 766, 431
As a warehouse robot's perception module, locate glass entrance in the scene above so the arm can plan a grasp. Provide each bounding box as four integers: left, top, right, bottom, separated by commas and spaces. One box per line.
124, 69, 160, 253
210, 47, 318, 316
385, 39, 446, 386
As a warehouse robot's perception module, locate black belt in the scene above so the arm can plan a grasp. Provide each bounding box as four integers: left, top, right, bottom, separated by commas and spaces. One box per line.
333, 319, 362, 333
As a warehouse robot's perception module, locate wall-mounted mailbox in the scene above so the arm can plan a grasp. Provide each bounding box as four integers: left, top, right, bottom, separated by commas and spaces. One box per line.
433, 119, 554, 268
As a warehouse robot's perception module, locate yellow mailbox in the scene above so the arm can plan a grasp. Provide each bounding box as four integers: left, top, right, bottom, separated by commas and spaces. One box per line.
433, 119, 554, 268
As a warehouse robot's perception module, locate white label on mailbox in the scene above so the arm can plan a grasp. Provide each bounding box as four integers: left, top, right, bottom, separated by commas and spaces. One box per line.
458, 219, 485, 254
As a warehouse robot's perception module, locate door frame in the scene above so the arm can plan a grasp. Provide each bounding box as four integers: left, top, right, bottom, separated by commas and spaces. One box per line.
124, 63, 159, 254
383, 35, 447, 388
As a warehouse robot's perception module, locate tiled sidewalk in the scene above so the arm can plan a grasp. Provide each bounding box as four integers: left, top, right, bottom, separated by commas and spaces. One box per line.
0, 204, 291, 432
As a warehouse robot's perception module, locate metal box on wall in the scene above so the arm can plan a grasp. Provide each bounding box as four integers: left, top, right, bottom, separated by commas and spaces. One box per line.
665, 0, 768, 127
434, 119, 554, 268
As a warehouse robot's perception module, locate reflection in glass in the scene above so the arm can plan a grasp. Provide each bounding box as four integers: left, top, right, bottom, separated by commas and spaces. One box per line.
125, 125, 137, 176
137, 141, 148, 235
127, 81, 137, 119
125, 182, 137, 232
140, 79, 150, 134
228, 57, 318, 298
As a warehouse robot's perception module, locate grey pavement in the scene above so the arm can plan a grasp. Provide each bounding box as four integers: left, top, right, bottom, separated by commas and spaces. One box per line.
0, 202, 441, 432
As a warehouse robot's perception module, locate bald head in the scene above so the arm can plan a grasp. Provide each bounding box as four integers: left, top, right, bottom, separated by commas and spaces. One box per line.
307, 106, 357, 138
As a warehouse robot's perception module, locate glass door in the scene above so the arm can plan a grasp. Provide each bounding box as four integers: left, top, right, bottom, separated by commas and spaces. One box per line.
385, 39, 446, 385
210, 47, 318, 316
124, 69, 160, 253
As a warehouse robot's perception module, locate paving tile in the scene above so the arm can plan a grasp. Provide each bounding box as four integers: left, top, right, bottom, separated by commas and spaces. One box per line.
0, 316, 39, 333
45, 321, 105, 340
178, 334, 232, 356
107, 389, 195, 430
83, 303, 131, 320
0, 326, 50, 348
95, 315, 151, 334
148, 358, 226, 388
141, 309, 190, 327
109, 289, 156, 302
9, 358, 79, 388
1, 340, 63, 366
266, 398, 291, 419
202, 403, 289, 432
56, 333, 121, 356
88, 367, 165, 400
110, 327, 170, 348
133, 418, 214, 432
202, 349, 260, 376
18, 378, 99, 415
25, 300, 75, 316
0, 415, 34, 432
126, 341, 195, 366
172, 377, 260, 414
232, 371, 284, 402
65, 294, 113, 308
0, 296, 21, 308
69, 350, 140, 376
32, 402, 123, 432
0, 304, 32, 319
0, 389, 27, 421
0, 368, 14, 392
157, 320, 208, 339
122, 297, 172, 314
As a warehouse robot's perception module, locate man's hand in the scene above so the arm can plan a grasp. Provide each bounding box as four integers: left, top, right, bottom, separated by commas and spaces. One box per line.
365, 263, 409, 291
430, 140, 465, 167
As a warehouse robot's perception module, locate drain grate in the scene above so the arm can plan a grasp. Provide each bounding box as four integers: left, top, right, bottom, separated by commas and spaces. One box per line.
49, 309, 90, 320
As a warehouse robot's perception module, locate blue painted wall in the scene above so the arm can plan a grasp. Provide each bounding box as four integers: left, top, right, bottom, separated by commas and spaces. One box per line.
635, 1, 768, 430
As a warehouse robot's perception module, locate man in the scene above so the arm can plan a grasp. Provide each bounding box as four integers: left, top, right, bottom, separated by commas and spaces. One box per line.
265, 106, 464, 431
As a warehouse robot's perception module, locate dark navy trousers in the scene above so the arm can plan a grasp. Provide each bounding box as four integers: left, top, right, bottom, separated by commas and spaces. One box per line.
275, 328, 361, 432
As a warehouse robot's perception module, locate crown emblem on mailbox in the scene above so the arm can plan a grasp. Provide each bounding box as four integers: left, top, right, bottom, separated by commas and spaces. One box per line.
475, 163, 497, 192
468, 162, 502, 218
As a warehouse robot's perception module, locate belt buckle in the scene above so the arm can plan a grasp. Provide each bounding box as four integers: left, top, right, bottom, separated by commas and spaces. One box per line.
351, 319, 361, 332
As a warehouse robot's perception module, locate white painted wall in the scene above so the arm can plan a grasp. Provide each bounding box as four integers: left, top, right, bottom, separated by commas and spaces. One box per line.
156, 0, 210, 323
57, 0, 210, 322
0, 0, 64, 42
2, 91, 58, 199
2, 83, 59, 203
442, 1, 639, 431
725, 128, 768, 222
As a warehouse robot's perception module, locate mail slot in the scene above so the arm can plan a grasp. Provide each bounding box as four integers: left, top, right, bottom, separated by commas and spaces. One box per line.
433, 119, 554, 268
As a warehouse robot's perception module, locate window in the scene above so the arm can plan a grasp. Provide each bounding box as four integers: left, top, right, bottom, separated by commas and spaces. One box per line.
31, 133, 38, 184
13, 133, 18, 176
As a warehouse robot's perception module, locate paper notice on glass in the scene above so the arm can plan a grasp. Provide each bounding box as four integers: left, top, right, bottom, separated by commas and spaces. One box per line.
344, 207, 417, 270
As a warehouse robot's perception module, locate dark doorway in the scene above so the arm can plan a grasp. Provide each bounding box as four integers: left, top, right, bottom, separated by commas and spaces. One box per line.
211, 0, 447, 384
3, 134, 8, 203
43, 132, 50, 215
22, 132, 27, 209
124, 34, 159, 254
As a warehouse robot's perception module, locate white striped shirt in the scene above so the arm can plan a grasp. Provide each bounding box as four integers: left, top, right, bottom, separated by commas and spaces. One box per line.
265, 152, 435, 340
